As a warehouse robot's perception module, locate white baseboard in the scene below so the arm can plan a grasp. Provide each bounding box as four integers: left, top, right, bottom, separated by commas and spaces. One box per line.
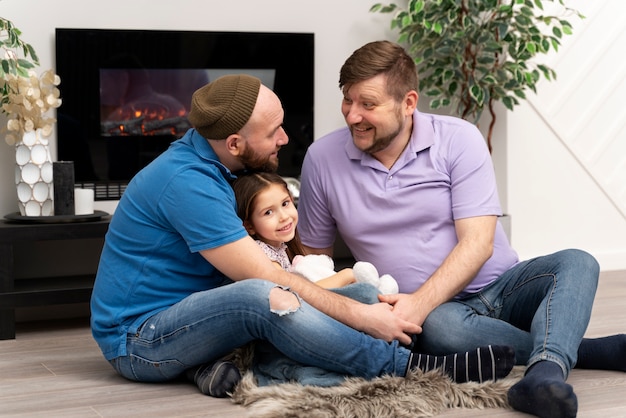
517, 249, 626, 272
593, 250, 626, 272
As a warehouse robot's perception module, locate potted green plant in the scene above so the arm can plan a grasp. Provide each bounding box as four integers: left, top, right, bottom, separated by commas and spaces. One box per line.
370, 0, 583, 153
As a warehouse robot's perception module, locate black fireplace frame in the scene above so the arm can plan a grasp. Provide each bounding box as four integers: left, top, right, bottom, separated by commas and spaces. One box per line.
55, 28, 314, 200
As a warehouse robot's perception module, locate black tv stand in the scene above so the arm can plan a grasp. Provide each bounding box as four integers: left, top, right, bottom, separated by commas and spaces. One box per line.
0, 218, 110, 339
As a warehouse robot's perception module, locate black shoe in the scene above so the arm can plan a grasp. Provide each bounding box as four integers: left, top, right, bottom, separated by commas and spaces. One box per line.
187, 360, 241, 397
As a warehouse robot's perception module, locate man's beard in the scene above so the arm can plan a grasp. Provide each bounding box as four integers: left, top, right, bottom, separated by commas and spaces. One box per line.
354, 107, 404, 155
240, 146, 279, 172
361, 127, 401, 155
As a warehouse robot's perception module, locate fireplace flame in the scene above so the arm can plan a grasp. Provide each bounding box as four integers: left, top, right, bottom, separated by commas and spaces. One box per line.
102, 97, 191, 137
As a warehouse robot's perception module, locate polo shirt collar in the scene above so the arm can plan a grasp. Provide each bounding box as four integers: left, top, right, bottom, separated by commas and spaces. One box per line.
409, 110, 435, 154
188, 128, 236, 181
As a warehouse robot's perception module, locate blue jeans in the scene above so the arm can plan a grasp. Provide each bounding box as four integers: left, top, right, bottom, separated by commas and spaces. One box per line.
108, 281, 409, 382
415, 249, 600, 378
252, 283, 383, 387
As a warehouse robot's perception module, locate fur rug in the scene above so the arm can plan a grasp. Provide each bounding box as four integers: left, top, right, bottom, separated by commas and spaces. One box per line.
228, 346, 524, 418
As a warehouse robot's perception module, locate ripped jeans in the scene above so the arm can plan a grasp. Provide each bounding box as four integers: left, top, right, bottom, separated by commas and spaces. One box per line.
252, 283, 385, 387
109, 280, 410, 383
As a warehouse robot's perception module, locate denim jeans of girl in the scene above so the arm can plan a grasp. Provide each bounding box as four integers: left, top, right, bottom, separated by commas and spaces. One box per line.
415, 249, 600, 378
109, 281, 409, 383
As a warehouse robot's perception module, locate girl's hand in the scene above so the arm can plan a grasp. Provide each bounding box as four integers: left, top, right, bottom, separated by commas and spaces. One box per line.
316, 268, 356, 289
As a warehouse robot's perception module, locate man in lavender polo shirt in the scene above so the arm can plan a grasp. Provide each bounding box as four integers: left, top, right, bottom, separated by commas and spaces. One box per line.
299, 104, 517, 298
298, 41, 626, 418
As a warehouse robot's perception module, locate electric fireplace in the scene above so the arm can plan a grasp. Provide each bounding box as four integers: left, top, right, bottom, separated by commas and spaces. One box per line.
55, 29, 314, 200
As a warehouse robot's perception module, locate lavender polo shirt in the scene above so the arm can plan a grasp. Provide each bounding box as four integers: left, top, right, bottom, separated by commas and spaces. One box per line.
298, 111, 519, 297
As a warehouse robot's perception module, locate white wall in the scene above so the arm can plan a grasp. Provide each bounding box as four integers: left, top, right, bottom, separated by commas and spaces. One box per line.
2, 0, 624, 271
505, 0, 626, 271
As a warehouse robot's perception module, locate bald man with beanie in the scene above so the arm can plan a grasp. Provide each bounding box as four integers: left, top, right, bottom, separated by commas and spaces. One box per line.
91, 74, 509, 399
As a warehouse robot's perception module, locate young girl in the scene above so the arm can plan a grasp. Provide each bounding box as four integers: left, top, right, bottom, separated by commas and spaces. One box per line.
230, 172, 515, 386
233, 171, 358, 289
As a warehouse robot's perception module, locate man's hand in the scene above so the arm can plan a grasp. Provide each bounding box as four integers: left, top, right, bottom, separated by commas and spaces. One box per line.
356, 301, 422, 345
378, 293, 430, 328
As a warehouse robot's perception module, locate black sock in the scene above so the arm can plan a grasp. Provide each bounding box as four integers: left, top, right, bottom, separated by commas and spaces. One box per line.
406, 345, 515, 383
185, 360, 241, 397
576, 334, 626, 371
508, 361, 577, 418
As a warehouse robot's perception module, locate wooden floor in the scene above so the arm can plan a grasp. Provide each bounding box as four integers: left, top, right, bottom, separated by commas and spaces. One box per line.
1, 271, 625, 417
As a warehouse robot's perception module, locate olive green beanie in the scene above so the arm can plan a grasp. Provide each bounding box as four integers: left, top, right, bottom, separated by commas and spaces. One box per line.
188, 74, 262, 139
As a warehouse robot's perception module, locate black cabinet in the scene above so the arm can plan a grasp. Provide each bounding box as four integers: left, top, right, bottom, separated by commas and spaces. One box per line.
0, 218, 110, 339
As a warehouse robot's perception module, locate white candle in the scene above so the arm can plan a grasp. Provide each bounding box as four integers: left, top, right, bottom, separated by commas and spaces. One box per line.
74, 188, 94, 215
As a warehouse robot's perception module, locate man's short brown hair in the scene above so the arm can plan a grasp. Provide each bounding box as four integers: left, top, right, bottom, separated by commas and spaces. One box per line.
339, 41, 418, 102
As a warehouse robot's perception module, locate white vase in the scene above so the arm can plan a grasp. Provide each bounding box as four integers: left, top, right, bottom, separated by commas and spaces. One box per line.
14, 129, 54, 216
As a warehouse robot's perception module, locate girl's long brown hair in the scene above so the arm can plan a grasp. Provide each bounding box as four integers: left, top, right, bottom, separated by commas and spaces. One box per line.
232, 172, 306, 261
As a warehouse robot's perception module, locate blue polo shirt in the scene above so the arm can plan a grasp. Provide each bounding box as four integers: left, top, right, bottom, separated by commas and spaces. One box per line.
91, 129, 248, 360
298, 111, 519, 297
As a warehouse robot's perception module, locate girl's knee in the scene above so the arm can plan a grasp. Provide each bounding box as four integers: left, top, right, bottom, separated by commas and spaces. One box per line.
333, 283, 380, 304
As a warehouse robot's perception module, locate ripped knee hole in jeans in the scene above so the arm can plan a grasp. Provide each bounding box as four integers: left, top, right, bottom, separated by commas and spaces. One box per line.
269, 286, 301, 316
